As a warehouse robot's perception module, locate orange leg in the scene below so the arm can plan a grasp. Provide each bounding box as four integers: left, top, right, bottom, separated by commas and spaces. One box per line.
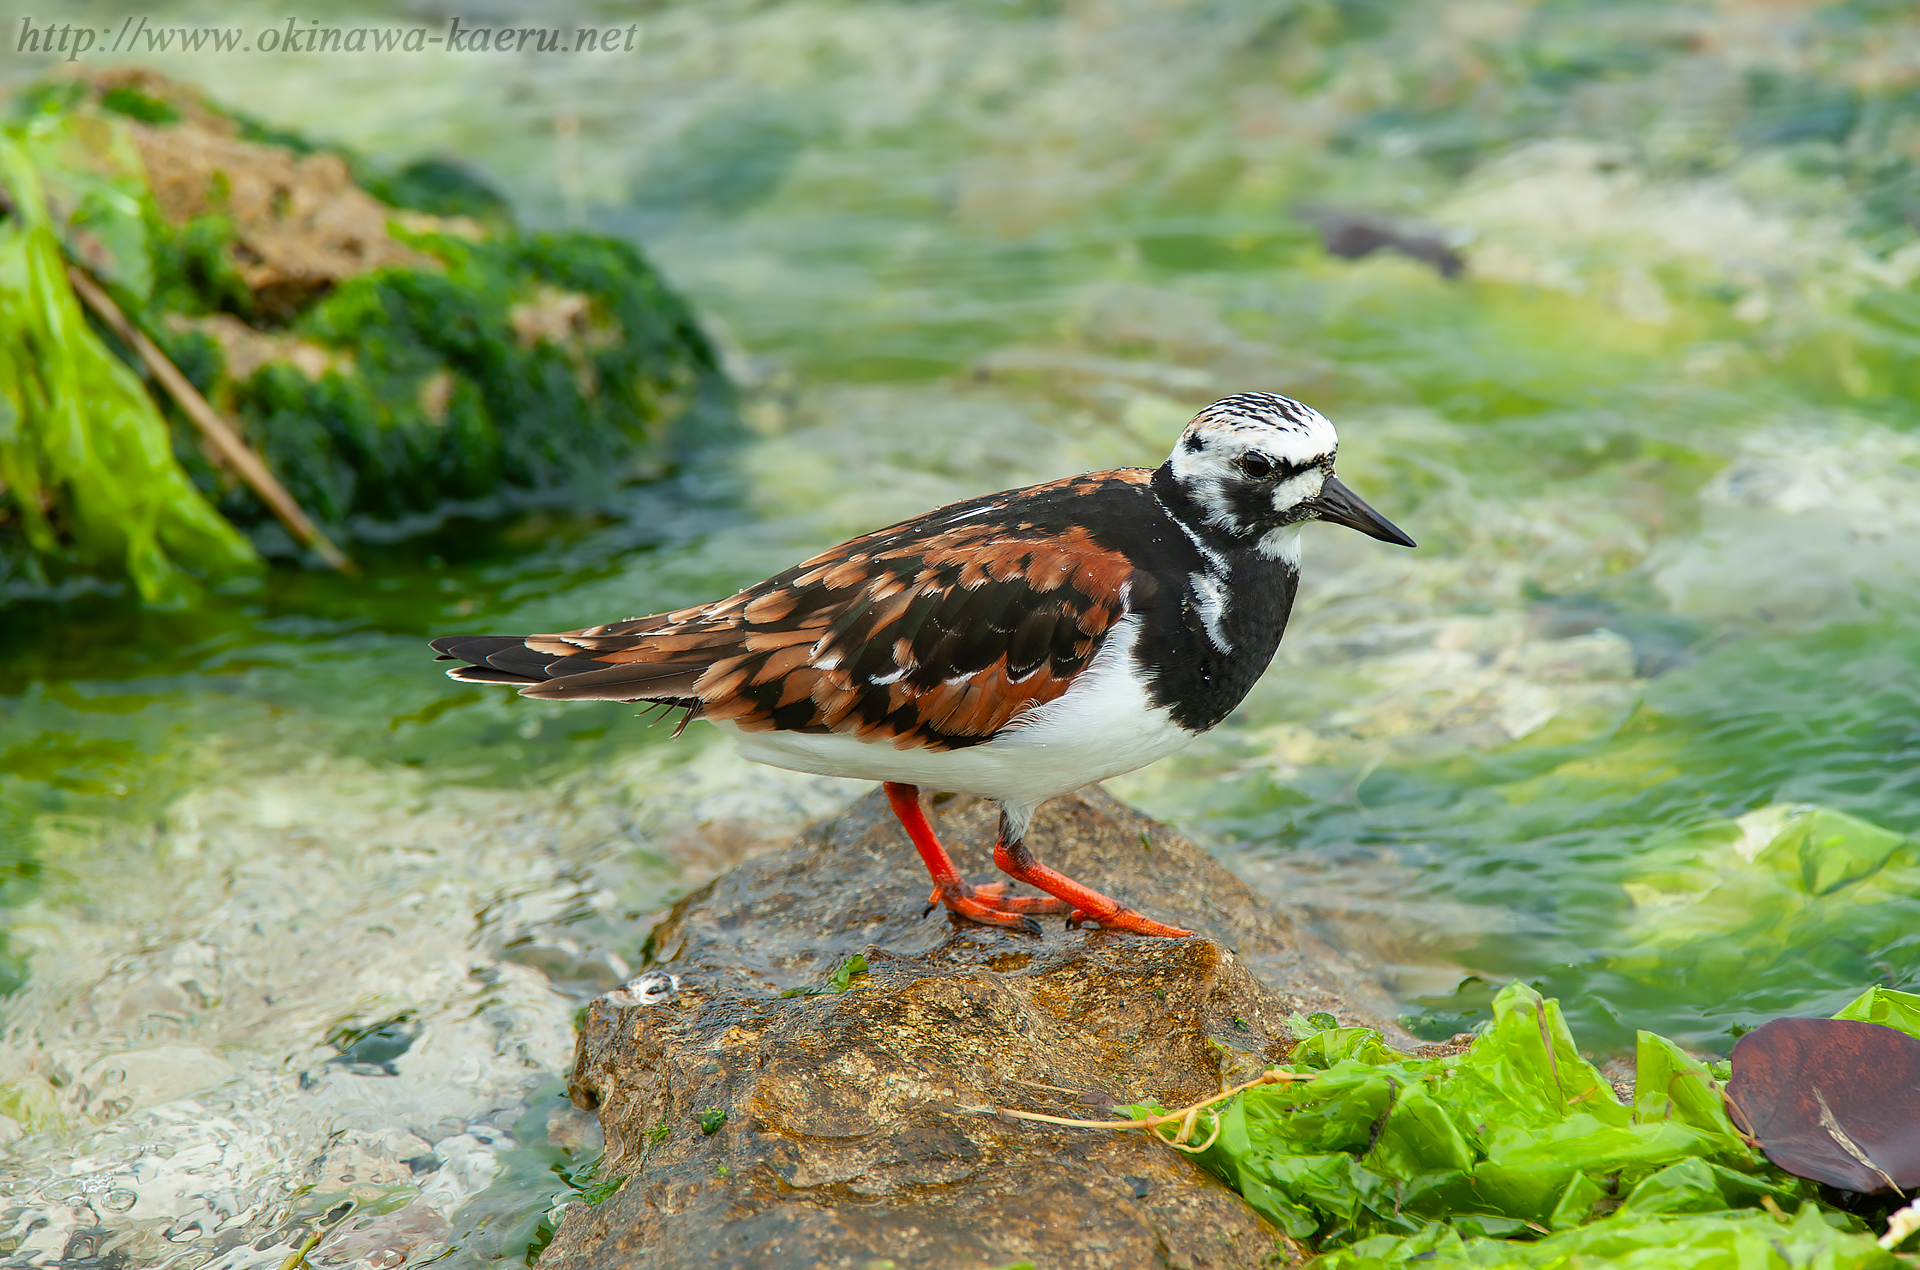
993, 821, 1192, 938
885, 783, 1069, 934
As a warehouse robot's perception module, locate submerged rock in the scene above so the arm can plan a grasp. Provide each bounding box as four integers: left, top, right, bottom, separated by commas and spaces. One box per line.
547, 787, 1385, 1270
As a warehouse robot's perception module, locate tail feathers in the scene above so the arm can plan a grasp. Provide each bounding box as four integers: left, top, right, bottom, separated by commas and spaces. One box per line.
519, 662, 706, 701
448, 666, 542, 685
431, 632, 711, 704
430, 635, 525, 662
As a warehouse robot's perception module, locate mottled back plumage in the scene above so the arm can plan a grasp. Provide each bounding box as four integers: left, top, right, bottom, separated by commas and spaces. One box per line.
435, 470, 1154, 749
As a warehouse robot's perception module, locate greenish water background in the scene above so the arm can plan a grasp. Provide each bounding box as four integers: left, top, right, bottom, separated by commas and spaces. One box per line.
3, 2, 1919, 1266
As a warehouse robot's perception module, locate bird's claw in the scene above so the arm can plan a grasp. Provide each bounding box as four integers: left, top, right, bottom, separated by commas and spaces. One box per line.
924, 879, 1068, 933
1066, 904, 1189, 937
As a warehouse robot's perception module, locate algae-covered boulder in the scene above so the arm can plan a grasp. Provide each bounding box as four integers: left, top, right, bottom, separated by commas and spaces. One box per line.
1, 69, 726, 594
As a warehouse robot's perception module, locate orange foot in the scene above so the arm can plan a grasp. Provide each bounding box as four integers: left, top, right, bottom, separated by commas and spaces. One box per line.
994, 834, 1193, 938
1062, 903, 1193, 938
923, 879, 1071, 933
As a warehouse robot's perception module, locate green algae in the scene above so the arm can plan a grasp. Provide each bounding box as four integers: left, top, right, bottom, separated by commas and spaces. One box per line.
1, 77, 727, 597
187, 225, 722, 533
1176, 982, 1919, 1266
1331, 1205, 1899, 1270
0, 117, 261, 605
778, 951, 869, 998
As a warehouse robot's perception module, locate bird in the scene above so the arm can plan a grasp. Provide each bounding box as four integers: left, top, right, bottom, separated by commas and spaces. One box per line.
429, 392, 1414, 938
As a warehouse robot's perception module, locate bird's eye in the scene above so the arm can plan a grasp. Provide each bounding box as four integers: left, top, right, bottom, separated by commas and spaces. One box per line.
1236, 452, 1278, 480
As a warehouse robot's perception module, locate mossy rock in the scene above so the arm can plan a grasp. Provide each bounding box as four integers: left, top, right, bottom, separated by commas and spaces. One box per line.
12, 69, 727, 567
156, 226, 723, 535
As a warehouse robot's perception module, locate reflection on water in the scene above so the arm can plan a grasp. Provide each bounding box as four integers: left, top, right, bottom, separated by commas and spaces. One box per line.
5, 0, 1920, 1265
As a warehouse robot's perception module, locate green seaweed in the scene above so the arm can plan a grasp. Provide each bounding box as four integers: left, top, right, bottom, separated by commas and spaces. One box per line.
362, 159, 513, 231
779, 951, 870, 998
1328, 1205, 1900, 1270
4, 81, 727, 590
152, 211, 725, 545
1182, 983, 1919, 1266
147, 210, 253, 320
8, 105, 153, 297
0, 119, 260, 605
1833, 984, 1920, 1036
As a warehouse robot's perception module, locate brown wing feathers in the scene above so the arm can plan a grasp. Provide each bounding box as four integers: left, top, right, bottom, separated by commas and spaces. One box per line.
432, 471, 1153, 750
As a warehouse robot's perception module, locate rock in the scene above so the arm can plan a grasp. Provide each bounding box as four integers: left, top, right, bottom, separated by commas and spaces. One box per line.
133, 120, 443, 319
546, 787, 1391, 1270
1313, 213, 1464, 278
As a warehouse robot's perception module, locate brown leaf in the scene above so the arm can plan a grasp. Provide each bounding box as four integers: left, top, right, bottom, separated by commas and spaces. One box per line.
1726, 1017, 1920, 1194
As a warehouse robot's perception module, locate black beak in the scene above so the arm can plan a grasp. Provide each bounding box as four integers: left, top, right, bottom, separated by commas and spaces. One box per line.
1314, 476, 1416, 548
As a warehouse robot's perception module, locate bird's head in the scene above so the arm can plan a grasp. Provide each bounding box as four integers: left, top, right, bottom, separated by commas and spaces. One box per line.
1163, 392, 1416, 550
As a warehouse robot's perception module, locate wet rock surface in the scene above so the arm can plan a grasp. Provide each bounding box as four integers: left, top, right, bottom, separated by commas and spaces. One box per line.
545, 787, 1390, 1270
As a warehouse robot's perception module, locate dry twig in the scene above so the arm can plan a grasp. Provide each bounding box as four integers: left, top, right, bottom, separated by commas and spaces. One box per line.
66, 264, 353, 572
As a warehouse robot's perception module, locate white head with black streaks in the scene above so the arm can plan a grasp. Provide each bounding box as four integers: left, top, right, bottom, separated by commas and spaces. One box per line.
1166, 393, 1337, 539
1163, 393, 1417, 556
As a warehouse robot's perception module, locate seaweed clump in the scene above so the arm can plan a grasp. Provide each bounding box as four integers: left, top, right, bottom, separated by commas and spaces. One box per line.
0, 107, 260, 605
1098, 984, 1920, 1268
5, 69, 725, 584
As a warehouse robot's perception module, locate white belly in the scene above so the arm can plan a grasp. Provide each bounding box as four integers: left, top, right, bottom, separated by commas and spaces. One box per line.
706, 615, 1196, 817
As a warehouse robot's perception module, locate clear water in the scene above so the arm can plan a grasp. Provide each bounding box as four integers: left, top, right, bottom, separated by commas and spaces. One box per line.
4, 1, 1920, 1265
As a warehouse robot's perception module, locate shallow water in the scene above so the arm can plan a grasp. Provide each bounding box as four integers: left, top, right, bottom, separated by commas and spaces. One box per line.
4, 1, 1920, 1265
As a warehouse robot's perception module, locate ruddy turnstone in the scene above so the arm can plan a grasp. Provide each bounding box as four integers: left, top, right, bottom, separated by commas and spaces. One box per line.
431, 392, 1413, 937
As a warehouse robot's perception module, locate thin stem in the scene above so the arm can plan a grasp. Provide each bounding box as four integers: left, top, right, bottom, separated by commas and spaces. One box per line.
997, 1068, 1315, 1133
